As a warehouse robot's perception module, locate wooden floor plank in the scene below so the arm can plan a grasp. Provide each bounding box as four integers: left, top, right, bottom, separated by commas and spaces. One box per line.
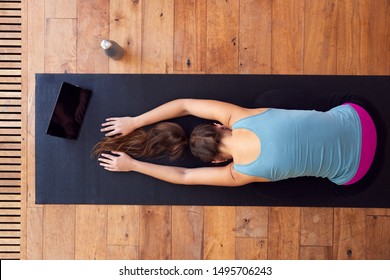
300, 246, 332, 260
300, 207, 333, 246
26, 207, 42, 259
206, 0, 239, 73
45, 0, 77, 19
333, 208, 366, 259
75, 205, 107, 260
235, 237, 267, 260
107, 245, 138, 260
268, 207, 300, 259
172, 206, 203, 260
303, 0, 337, 74
42, 205, 75, 259
44, 19, 77, 73
239, 0, 271, 74
367, 209, 390, 216
366, 216, 390, 259
272, 0, 304, 74
109, 0, 142, 73
235, 206, 268, 238
139, 206, 171, 260
77, 0, 109, 73
204, 206, 236, 260
337, 0, 370, 74
107, 205, 139, 246
173, 0, 206, 72
26, 0, 45, 208
366, 0, 390, 75
141, 0, 174, 73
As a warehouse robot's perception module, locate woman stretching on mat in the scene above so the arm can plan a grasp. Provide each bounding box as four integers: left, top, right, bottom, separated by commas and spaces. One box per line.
93, 92, 377, 187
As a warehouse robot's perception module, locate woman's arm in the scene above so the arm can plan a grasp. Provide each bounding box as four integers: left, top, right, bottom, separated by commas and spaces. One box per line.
98, 152, 266, 186
135, 99, 244, 127
101, 99, 257, 136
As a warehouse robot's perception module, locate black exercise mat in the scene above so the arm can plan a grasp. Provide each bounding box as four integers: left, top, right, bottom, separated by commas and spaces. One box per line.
35, 74, 390, 207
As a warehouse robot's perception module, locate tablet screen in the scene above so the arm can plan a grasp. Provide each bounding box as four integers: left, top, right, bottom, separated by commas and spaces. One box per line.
46, 82, 92, 139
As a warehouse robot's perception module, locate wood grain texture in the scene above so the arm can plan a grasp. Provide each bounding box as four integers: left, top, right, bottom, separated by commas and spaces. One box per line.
75, 205, 108, 260
271, 0, 304, 74
26, 207, 43, 260
235, 238, 267, 260
107, 245, 138, 260
45, 0, 77, 19
206, 0, 239, 73
142, 0, 174, 73
42, 205, 75, 259
303, 0, 337, 74
44, 19, 77, 73
172, 206, 203, 259
337, 0, 370, 75
365, 0, 390, 75
239, 0, 271, 74
367, 209, 390, 216
300, 246, 332, 260
109, 0, 142, 73
204, 206, 236, 260
27, 0, 45, 207
235, 207, 268, 238
173, 0, 206, 72
300, 208, 333, 246
139, 206, 171, 260
77, 0, 109, 73
366, 216, 390, 259
107, 206, 139, 246
333, 208, 366, 259
268, 207, 300, 259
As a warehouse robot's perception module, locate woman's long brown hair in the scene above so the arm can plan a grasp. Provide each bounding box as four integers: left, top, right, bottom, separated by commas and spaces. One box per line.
190, 123, 222, 162
92, 122, 187, 160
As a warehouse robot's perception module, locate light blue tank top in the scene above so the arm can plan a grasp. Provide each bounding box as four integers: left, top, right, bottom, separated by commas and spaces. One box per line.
232, 105, 362, 185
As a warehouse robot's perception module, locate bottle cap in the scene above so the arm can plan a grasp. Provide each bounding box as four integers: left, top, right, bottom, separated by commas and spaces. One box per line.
100, 40, 112, 50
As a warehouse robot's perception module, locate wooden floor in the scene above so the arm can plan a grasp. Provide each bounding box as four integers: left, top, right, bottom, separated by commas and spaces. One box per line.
19, 0, 390, 260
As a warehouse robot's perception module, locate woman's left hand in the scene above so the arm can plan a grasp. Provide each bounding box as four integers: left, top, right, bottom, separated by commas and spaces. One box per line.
98, 151, 135, 172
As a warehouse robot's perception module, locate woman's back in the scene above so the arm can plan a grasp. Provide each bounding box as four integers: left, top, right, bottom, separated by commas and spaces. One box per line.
232, 105, 362, 185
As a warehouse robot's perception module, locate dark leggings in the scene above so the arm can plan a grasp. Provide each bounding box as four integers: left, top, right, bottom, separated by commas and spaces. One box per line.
252, 89, 386, 198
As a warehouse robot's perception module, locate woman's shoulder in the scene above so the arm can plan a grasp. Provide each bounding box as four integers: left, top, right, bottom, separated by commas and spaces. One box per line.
229, 108, 269, 127
230, 163, 270, 184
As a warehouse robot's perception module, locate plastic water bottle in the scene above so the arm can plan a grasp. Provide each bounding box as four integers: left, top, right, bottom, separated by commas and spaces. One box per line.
101, 39, 124, 60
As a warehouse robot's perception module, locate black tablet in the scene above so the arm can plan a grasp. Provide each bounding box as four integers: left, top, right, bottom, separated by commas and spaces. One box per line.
46, 82, 92, 139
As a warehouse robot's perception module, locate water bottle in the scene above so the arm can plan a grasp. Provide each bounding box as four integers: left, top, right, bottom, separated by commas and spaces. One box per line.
101, 39, 124, 60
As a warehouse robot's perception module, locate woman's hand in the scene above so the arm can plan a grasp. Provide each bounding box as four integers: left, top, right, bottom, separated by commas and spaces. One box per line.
98, 151, 135, 172
101, 116, 136, 137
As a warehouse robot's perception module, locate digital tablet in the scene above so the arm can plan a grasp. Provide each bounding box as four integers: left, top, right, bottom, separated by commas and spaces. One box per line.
46, 82, 92, 139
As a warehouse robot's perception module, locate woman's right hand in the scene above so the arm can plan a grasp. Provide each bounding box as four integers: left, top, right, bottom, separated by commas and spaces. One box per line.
101, 116, 136, 137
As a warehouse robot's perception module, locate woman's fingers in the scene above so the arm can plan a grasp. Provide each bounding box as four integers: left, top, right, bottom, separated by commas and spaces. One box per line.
105, 130, 121, 137
105, 117, 118, 121
101, 122, 114, 127
102, 117, 118, 126
98, 157, 111, 164
100, 153, 115, 160
100, 126, 113, 132
99, 161, 117, 172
